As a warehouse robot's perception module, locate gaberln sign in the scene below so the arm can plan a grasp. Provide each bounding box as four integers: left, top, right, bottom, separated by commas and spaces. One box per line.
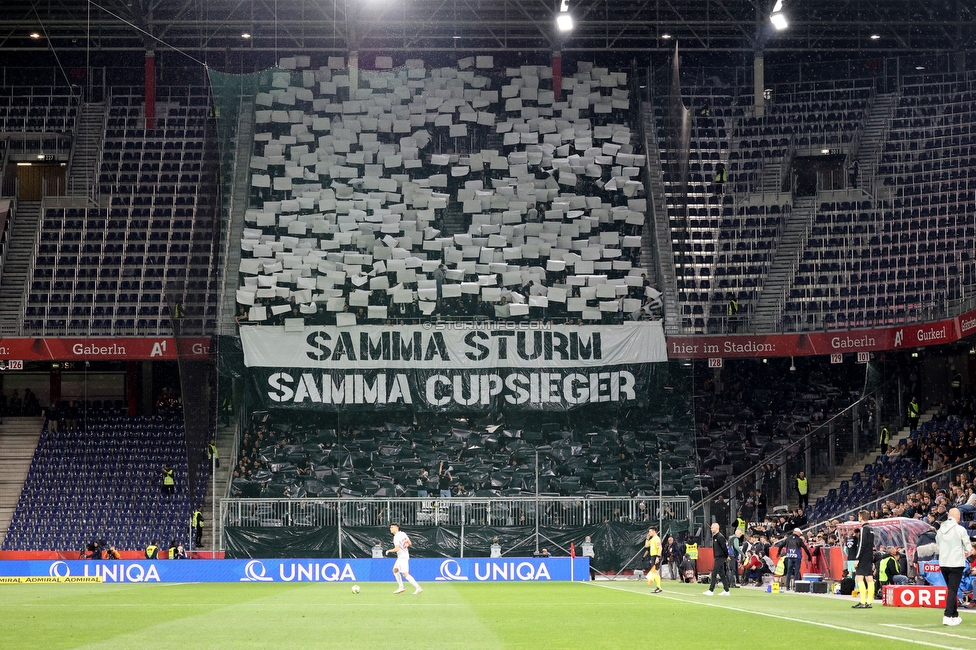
240, 322, 667, 411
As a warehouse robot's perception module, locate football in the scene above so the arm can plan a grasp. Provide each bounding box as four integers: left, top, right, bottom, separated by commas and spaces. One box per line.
351, 585, 361, 594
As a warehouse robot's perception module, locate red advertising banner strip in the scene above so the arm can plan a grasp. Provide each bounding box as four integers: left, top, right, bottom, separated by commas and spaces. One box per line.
667, 307, 976, 359
0, 338, 211, 361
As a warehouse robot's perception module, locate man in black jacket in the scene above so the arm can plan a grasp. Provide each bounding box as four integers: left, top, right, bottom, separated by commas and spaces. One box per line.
703, 522, 732, 596
773, 528, 812, 590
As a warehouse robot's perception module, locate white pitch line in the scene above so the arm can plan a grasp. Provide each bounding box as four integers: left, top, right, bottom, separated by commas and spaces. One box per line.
880, 624, 976, 641
585, 582, 965, 650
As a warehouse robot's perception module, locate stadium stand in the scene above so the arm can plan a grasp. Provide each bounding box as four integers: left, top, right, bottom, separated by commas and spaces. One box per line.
0, 86, 78, 134
230, 414, 696, 501
234, 58, 654, 326
1, 403, 204, 551
22, 90, 219, 336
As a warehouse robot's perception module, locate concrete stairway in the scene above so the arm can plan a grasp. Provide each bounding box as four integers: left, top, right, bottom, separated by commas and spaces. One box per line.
758, 160, 784, 194
640, 104, 679, 331
197, 419, 237, 552
219, 100, 255, 336
751, 196, 817, 331
0, 417, 46, 546
67, 102, 106, 197
854, 92, 899, 195
805, 411, 934, 509
441, 200, 466, 236
0, 201, 42, 335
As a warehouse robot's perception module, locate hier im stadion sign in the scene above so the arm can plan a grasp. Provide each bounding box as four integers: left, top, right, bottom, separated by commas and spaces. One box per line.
667, 306, 976, 359
0, 338, 211, 361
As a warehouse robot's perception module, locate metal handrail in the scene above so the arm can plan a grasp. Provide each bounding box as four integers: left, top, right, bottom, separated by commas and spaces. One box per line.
805, 451, 976, 532
692, 375, 897, 513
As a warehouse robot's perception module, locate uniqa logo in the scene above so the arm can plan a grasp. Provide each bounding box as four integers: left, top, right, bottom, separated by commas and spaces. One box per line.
49, 561, 70, 578
436, 559, 469, 581
241, 560, 274, 582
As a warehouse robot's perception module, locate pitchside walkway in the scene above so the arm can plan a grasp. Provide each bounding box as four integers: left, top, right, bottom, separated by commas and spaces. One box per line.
0, 417, 46, 546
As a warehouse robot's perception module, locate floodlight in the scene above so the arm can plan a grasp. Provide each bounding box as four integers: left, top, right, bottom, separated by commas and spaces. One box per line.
556, 13, 574, 32
661, 33, 672, 40
241, 32, 252, 39
870, 34, 881, 40
772, 0, 784, 12
769, 13, 788, 31
29, 32, 41, 39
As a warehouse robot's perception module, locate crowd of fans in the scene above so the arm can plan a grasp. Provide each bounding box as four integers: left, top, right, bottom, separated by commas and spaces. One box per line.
231, 413, 693, 502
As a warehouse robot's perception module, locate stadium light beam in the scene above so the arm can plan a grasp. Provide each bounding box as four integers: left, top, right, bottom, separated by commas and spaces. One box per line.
770, 13, 788, 31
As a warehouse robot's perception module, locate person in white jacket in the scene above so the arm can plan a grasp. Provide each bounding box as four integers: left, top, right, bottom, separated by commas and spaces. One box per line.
936, 508, 972, 626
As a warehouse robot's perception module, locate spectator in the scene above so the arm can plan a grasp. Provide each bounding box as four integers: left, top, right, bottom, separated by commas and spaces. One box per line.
46, 402, 60, 433
438, 462, 453, 498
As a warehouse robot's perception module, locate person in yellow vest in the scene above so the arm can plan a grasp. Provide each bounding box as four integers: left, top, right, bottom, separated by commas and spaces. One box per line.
795, 471, 809, 509
879, 425, 890, 450
207, 439, 219, 468
908, 397, 920, 432
735, 512, 748, 535
643, 526, 663, 593
878, 547, 908, 586
145, 540, 159, 560
161, 465, 175, 496
192, 509, 204, 547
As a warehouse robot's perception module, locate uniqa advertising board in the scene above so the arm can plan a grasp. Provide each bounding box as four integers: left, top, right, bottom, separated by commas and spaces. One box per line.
0, 557, 590, 583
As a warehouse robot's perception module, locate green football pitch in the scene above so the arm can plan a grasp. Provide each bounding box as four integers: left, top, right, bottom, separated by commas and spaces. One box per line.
0, 580, 973, 649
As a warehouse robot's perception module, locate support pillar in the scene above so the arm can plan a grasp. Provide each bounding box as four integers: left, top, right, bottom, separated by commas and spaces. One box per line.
552, 50, 563, 101
828, 423, 836, 481
126, 361, 139, 416
348, 51, 359, 100
753, 52, 765, 117
145, 50, 156, 130
49, 366, 61, 404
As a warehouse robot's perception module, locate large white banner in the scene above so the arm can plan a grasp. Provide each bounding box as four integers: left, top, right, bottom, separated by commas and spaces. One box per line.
240, 322, 667, 370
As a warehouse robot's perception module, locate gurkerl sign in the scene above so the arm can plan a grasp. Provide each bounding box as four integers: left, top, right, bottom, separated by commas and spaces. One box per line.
241, 323, 666, 411
668, 307, 976, 359
0, 558, 589, 583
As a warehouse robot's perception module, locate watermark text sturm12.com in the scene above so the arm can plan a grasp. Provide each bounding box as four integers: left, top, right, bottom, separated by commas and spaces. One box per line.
423, 320, 552, 331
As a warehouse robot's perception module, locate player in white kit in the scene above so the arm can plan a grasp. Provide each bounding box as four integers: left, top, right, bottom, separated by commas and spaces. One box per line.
386, 523, 423, 594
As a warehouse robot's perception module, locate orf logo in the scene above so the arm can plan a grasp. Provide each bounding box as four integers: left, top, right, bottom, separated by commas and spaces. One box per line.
49, 561, 70, 578
241, 560, 274, 582
436, 560, 469, 581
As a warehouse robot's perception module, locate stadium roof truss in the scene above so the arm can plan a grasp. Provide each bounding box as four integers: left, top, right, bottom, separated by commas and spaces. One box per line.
0, 0, 973, 56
